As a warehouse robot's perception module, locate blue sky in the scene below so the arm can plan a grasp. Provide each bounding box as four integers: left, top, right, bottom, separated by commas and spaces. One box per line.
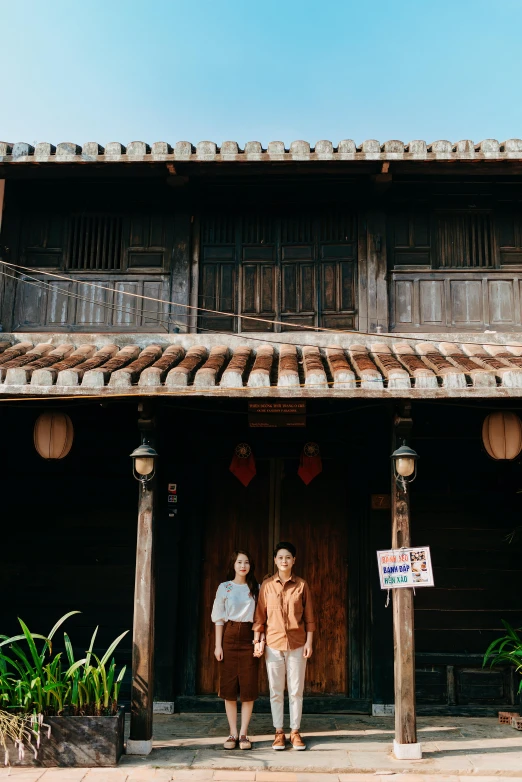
1, 0, 521, 147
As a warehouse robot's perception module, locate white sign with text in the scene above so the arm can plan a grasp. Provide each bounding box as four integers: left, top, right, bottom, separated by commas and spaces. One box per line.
377, 546, 434, 589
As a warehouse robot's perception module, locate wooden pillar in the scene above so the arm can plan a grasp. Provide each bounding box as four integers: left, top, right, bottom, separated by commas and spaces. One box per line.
391, 404, 421, 759
128, 409, 156, 756
366, 209, 389, 333
188, 215, 200, 333
0, 179, 5, 234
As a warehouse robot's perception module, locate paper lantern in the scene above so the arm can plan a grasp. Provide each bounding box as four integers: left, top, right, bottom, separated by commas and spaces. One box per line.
482, 411, 522, 460
34, 412, 74, 460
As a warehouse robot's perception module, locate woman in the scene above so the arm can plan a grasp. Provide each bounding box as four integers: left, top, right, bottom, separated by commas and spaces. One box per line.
253, 541, 315, 752
212, 549, 260, 750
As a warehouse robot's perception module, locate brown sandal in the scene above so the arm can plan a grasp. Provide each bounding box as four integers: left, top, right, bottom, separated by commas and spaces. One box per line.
239, 735, 252, 750
223, 735, 238, 749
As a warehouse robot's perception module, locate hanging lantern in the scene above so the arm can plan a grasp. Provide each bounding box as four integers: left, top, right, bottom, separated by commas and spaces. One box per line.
482, 411, 522, 460
34, 412, 74, 460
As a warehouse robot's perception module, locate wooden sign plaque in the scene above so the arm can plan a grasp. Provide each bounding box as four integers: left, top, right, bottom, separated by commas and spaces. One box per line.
248, 401, 306, 428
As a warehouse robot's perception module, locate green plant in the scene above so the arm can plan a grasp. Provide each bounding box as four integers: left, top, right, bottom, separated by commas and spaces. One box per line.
64, 626, 127, 714
483, 620, 522, 692
0, 612, 128, 717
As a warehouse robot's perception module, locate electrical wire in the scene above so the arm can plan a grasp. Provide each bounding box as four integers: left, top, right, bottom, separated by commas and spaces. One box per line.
0, 269, 401, 354
3, 259, 519, 348
0, 264, 518, 394
0, 273, 509, 388
1, 259, 360, 334
0, 269, 176, 332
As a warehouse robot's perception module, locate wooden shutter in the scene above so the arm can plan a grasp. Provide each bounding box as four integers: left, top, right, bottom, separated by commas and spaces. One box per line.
198, 210, 358, 333
437, 212, 495, 268
388, 211, 431, 267
497, 209, 522, 267
21, 213, 66, 268
240, 214, 276, 332
319, 213, 357, 329
126, 213, 172, 269
199, 215, 237, 332
280, 214, 316, 329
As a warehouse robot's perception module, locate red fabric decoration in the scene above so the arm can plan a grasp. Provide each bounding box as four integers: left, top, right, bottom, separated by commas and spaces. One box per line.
298, 442, 322, 485
229, 443, 257, 487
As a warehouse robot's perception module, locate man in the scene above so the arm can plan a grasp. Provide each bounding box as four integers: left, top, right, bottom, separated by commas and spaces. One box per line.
253, 541, 315, 751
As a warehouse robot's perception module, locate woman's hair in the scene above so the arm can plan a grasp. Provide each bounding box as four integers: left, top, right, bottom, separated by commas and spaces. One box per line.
226, 549, 259, 601
273, 541, 296, 558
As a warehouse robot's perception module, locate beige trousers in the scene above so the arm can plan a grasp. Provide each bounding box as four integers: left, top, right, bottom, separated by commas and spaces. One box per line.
265, 645, 307, 730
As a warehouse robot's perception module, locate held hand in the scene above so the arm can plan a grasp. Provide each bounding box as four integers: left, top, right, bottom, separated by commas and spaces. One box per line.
253, 640, 265, 658
303, 642, 313, 659
214, 646, 223, 662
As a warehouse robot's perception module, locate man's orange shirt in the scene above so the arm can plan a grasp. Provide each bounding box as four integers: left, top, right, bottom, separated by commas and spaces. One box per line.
253, 573, 316, 651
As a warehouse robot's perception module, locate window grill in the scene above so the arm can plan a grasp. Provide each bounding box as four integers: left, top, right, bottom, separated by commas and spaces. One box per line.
437, 213, 494, 268
67, 213, 123, 270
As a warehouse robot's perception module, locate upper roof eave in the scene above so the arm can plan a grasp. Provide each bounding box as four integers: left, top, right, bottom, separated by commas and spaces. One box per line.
2, 139, 522, 166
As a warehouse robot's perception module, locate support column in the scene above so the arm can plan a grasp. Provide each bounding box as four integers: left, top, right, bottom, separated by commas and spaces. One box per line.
128, 407, 156, 756
0, 180, 5, 234
188, 215, 200, 333
391, 403, 421, 760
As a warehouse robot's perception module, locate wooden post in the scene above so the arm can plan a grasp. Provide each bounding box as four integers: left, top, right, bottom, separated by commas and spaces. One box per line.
128, 409, 156, 756
0, 179, 5, 234
188, 215, 200, 333
391, 405, 421, 760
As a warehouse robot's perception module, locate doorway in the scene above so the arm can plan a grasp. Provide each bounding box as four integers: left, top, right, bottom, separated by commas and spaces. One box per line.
197, 456, 350, 697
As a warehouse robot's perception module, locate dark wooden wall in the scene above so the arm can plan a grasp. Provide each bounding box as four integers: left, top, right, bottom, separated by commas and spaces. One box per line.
0, 401, 139, 702
410, 401, 522, 712
0, 178, 190, 332
3, 171, 522, 334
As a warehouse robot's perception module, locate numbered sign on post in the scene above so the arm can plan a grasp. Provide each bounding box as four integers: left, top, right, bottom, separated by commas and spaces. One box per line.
377, 547, 434, 589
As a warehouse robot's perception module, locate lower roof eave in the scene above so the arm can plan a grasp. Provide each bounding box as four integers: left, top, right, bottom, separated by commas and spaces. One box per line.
1, 385, 522, 400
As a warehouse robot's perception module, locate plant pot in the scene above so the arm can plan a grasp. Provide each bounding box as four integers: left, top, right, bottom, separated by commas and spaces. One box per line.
6, 708, 125, 767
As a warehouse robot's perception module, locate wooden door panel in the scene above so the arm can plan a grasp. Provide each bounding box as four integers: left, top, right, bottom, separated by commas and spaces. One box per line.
489, 280, 514, 324
13, 274, 170, 331
280, 460, 348, 696
450, 280, 483, 325
199, 212, 358, 332
420, 280, 444, 324
197, 461, 270, 695
240, 255, 277, 332
199, 260, 236, 332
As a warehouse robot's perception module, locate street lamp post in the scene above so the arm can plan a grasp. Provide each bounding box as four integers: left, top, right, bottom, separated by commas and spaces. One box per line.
127, 441, 158, 756
390, 442, 421, 760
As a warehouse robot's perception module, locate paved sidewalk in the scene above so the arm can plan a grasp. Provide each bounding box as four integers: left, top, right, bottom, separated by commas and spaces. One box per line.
1, 772, 522, 782
2, 714, 522, 779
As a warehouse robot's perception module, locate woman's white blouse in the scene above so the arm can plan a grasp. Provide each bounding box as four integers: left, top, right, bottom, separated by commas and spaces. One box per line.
211, 581, 255, 625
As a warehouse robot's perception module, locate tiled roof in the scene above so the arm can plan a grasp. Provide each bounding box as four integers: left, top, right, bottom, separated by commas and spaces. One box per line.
1, 139, 522, 165
1, 333, 522, 398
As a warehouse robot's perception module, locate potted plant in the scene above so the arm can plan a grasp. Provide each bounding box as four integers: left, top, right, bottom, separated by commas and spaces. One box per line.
484, 620, 522, 726
0, 611, 128, 766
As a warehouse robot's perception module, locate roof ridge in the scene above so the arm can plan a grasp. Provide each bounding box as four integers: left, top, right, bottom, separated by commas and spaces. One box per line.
2, 138, 522, 163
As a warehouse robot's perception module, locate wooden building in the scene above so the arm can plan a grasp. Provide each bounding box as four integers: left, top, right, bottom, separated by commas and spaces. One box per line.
1, 137, 522, 725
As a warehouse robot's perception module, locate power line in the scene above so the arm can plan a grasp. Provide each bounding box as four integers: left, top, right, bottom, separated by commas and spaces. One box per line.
0, 269, 176, 331
1, 260, 520, 353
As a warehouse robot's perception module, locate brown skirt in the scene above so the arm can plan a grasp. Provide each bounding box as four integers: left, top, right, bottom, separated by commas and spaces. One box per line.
219, 621, 259, 702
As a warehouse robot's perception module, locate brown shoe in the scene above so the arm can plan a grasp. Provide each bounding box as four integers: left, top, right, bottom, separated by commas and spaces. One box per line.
239, 735, 252, 750
290, 730, 306, 750
223, 735, 237, 749
272, 730, 286, 750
